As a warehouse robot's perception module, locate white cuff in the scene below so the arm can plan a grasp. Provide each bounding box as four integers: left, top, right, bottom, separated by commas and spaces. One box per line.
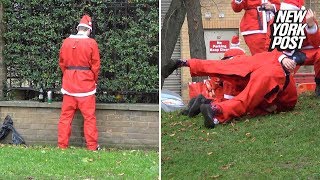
278, 54, 287, 63
224, 94, 235, 100
305, 24, 318, 34
213, 118, 220, 125
234, 0, 242, 4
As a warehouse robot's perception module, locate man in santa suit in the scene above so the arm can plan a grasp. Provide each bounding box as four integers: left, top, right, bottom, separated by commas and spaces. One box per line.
231, 0, 280, 55
267, 0, 320, 96
183, 36, 246, 117
211, 35, 247, 101
58, 14, 100, 150
170, 50, 306, 128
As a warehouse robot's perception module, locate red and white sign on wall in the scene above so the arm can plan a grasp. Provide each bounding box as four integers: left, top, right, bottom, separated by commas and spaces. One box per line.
209, 40, 230, 53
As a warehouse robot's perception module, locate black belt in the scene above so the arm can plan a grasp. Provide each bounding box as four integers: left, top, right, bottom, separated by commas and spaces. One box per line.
66, 66, 90, 70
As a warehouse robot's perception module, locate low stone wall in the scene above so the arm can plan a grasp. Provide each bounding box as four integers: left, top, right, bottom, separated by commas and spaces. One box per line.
0, 101, 159, 150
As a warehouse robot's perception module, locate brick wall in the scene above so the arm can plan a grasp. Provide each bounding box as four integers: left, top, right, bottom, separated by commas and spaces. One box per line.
0, 101, 159, 150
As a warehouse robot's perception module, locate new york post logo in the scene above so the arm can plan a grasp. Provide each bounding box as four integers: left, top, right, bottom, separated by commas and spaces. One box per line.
270, 10, 307, 51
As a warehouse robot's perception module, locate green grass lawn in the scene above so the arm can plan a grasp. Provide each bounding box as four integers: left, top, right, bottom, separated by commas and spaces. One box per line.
0, 145, 159, 179
161, 93, 320, 179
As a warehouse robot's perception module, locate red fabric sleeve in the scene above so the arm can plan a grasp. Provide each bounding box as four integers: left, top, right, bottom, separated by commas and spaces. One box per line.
90, 40, 101, 83
231, 0, 245, 13
59, 42, 66, 74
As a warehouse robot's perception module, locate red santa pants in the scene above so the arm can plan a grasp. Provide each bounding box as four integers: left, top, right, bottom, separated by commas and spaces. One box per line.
58, 94, 98, 150
247, 75, 297, 117
188, 58, 292, 123
243, 33, 267, 55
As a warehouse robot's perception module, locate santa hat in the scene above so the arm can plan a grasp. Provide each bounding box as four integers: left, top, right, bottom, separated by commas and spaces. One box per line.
222, 48, 245, 60
77, 15, 92, 31
230, 35, 240, 47
280, 0, 305, 10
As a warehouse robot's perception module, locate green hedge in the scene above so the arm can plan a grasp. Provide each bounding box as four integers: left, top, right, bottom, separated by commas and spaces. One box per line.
2, 0, 159, 103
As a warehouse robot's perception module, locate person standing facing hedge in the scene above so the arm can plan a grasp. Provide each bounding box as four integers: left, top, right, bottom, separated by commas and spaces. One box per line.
57, 14, 101, 151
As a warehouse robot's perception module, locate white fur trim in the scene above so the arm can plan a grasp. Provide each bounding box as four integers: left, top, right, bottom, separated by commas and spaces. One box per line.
280, 2, 300, 10
229, 46, 246, 53
241, 11, 267, 35
61, 88, 96, 97
77, 23, 92, 30
302, 45, 318, 50
283, 50, 295, 56
234, 0, 242, 5
231, 42, 240, 46
224, 94, 234, 99
305, 24, 318, 34
69, 34, 89, 39
213, 118, 219, 125
278, 54, 287, 63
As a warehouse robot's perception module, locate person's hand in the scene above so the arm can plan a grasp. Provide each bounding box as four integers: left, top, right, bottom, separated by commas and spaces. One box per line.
306, 9, 316, 28
263, 2, 274, 11
281, 57, 296, 71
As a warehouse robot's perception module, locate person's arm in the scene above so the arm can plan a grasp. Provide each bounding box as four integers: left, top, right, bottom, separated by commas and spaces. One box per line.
231, 0, 245, 13
59, 42, 66, 74
305, 9, 320, 47
90, 40, 101, 83
278, 51, 306, 71
263, 0, 280, 13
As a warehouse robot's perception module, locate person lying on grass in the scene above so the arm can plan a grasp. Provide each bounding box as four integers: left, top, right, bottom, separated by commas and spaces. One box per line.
182, 45, 247, 117
167, 50, 306, 129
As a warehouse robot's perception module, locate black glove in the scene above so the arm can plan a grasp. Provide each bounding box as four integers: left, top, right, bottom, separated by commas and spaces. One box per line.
289, 51, 306, 65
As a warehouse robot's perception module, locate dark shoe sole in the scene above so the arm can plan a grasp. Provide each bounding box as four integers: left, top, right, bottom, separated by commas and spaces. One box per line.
188, 95, 212, 117
179, 97, 196, 116
315, 85, 320, 97
200, 104, 215, 129
188, 95, 205, 117
162, 59, 180, 79
180, 109, 189, 116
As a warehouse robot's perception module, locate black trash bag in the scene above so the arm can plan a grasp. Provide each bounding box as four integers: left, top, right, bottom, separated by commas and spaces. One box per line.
0, 115, 25, 145
0, 115, 13, 140
7, 125, 26, 145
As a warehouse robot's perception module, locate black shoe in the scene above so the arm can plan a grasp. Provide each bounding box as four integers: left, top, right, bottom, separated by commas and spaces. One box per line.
200, 104, 217, 129
188, 94, 211, 117
180, 109, 189, 116
179, 97, 195, 116
315, 78, 320, 97
162, 59, 181, 79
316, 84, 320, 97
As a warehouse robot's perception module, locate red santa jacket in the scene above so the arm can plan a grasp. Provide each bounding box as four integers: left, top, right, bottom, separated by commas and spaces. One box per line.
232, 0, 280, 35
59, 33, 100, 96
